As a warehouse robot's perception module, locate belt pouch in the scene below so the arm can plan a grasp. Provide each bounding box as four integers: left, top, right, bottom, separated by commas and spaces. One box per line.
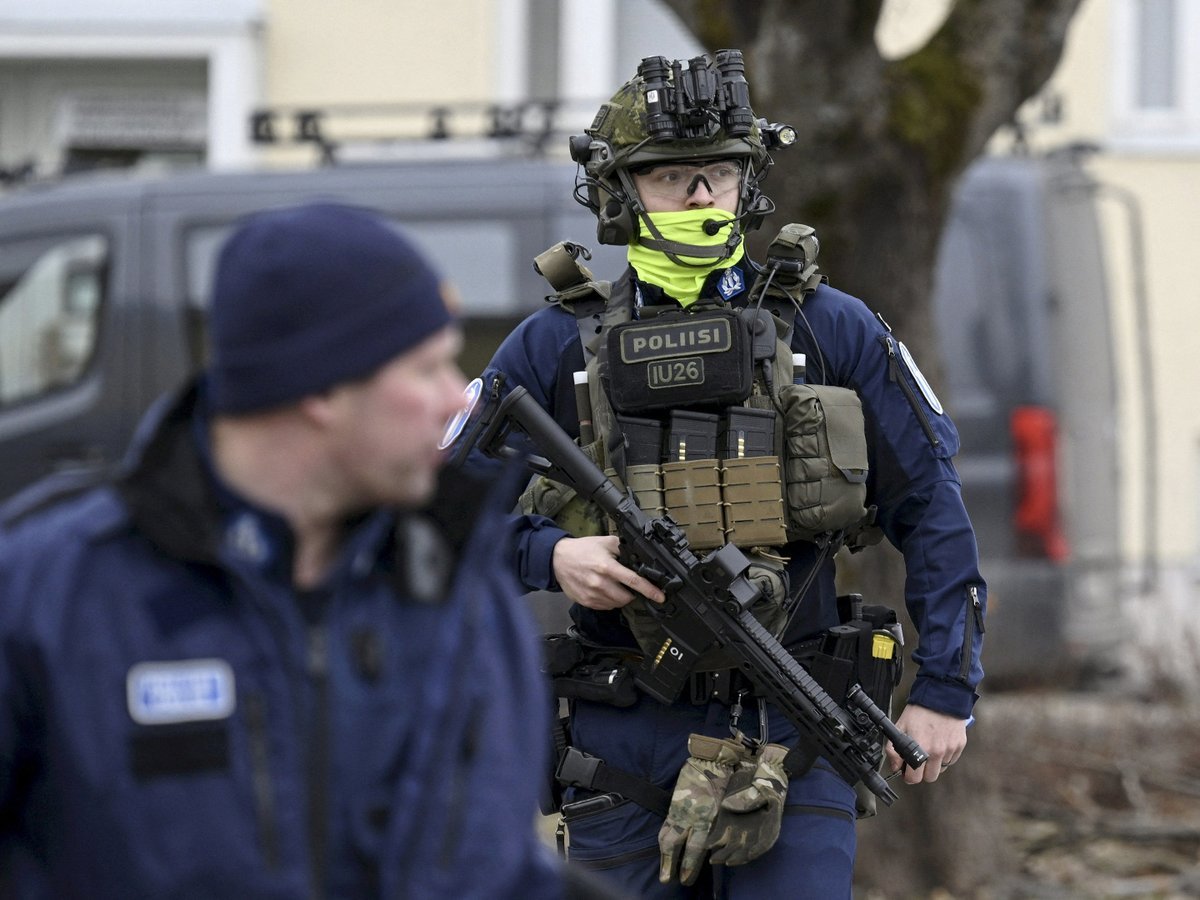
662, 458, 724, 549
720, 456, 787, 547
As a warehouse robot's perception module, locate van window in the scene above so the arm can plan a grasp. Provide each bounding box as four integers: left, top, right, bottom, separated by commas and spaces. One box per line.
182, 217, 522, 366
0, 234, 107, 407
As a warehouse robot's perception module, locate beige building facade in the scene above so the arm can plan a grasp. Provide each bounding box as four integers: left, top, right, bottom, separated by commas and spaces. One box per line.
1017, 0, 1200, 683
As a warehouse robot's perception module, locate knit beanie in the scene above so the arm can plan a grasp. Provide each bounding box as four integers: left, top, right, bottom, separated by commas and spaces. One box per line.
207, 202, 454, 414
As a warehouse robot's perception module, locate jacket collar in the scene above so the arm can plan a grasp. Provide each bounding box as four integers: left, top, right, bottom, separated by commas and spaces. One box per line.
116, 376, 502, 600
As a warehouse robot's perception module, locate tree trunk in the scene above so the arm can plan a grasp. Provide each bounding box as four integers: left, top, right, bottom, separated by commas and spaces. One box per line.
655, 0, 1087, 889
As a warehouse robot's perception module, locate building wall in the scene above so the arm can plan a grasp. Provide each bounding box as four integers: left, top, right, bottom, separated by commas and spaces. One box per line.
1026, 0, 1200, 586
262, 0, 497, 108
1013, 0, 1200, 685
0, 0, 262, 172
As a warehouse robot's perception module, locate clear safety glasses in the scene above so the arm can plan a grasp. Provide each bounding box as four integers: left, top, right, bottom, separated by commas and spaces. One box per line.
633, 160, 744, 203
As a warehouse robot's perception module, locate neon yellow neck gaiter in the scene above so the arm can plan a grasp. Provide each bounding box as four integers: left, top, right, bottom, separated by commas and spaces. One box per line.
627, 209, 745, 306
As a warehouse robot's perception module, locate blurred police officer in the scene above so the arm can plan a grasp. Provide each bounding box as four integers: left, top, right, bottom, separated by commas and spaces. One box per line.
471, 52, 987, 898
0, 203, 573, 898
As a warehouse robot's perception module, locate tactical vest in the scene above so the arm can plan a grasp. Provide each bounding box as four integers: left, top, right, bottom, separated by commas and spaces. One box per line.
522, 234, 873, 662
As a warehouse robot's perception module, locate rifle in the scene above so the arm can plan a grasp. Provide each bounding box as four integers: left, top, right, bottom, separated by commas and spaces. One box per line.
469, 381, 927, 804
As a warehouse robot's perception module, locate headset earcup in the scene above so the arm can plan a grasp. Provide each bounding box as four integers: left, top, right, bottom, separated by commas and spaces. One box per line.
596, 188, 635, 246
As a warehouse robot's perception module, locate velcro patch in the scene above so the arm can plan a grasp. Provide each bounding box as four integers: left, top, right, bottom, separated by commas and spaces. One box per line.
607, 308, 752, 412
127, 659, 236, 725
616, 316, 733, 364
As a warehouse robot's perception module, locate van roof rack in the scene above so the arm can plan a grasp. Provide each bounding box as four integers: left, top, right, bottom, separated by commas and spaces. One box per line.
250, 99, 593, 165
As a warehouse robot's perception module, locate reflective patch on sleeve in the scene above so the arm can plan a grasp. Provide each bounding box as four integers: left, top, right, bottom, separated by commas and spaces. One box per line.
897, 341, 944, 415
127, 659, 236, 725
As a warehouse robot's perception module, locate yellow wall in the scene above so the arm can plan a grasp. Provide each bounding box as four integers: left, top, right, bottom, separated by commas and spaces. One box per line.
263, 0, 496, 105
1029, 0, 1200, 565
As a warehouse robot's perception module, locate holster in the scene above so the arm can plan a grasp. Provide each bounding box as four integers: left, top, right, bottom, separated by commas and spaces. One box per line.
542, 630, 640, 708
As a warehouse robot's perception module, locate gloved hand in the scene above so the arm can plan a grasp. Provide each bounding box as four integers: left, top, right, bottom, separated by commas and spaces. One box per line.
658, 733, 750, 885
706, 742, 790, 867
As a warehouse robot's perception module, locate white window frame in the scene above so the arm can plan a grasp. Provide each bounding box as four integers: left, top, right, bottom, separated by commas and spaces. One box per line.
0, 5, 262, 169
1110, 0, 1200, 152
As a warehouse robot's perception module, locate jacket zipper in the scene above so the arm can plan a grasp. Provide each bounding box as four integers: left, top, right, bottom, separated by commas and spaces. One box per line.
958, 585, 985, 680
880, 333, 940, 449
307, 624, 330, 900
437, 706, 479, 869
244, 692, 281, 870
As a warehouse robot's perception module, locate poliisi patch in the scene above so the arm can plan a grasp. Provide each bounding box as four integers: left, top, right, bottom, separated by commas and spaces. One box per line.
126, 659, 236, 725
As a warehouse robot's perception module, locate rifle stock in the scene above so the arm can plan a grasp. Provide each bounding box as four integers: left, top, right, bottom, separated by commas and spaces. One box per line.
475, 384, 927, 804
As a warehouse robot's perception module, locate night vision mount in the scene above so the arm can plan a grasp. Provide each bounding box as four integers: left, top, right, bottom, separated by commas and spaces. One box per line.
641, 50, 756, 142
568, 50, 796, 167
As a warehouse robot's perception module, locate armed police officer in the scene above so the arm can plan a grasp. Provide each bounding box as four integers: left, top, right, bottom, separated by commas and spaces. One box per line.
471, 51, 986, 898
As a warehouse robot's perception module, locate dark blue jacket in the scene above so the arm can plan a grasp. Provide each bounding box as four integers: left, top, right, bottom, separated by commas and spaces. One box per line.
476, 265, 986, 719
0, 381, 563, 899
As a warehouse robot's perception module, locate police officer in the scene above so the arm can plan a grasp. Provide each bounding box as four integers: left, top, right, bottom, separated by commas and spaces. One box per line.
473, 53, 986, 898
0, 203, 577, 898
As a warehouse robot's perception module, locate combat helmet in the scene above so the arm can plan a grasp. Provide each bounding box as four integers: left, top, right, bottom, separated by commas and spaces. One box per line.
569, 49, 796, 258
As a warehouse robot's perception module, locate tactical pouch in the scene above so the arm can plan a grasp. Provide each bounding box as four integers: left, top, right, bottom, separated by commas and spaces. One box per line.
720, 457, 787, 548
779, 383, 870, 541
664, 410, 719, 462
617, 414, 664, 466
840, 596, 904, 714
606, 464, 665, 518
662, 459, 724, 550
541, 632, 639, 708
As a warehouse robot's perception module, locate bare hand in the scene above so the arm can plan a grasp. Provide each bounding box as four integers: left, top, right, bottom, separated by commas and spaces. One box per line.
551, 535, 666, 610
886, 704, 969, 785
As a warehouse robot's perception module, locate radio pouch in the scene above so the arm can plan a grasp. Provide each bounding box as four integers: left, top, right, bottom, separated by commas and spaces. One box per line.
779, 383, 870, 541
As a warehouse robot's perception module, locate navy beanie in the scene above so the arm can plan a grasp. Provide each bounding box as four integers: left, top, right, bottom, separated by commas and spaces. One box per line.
207, 202, 454, 414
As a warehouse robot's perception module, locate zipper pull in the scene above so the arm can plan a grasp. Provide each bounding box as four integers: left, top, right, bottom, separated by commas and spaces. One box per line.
307, 626, 329, 678
882, 334, 902, 382
968, 585, 986, 633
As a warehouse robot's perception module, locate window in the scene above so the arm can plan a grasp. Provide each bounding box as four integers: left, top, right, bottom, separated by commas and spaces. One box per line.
1111, 0, 1200, 150
0, 234, 107, 407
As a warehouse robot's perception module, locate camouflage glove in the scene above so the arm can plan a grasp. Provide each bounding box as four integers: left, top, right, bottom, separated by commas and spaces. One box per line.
658, 733, 750, 886
706, 742, 790, 867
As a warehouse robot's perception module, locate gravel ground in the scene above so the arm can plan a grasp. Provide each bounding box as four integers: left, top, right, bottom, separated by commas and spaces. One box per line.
856, 692, 1200, 899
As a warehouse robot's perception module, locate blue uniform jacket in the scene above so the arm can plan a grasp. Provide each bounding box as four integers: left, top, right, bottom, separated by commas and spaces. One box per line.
0, 380, 563, 899
475, 265, 986, 719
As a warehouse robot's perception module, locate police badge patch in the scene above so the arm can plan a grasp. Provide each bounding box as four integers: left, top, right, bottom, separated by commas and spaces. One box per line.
717, 266, 745, 300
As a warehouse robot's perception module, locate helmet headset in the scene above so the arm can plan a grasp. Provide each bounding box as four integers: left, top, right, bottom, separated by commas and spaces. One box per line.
569, 49, 796, 264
